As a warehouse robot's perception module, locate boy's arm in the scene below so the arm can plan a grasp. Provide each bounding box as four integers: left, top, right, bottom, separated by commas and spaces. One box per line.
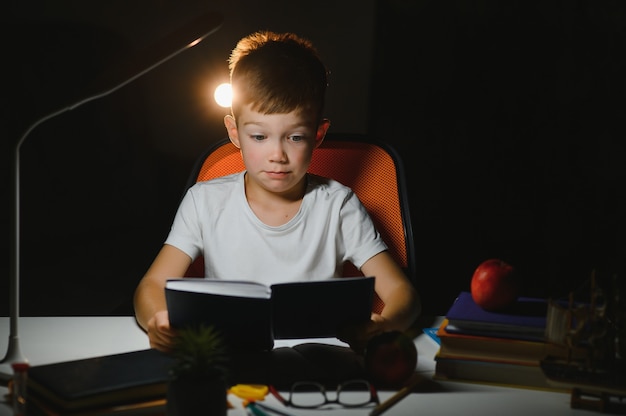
339, 251, 421, 350
133, 244, 192, 350
361, 250, 421, 332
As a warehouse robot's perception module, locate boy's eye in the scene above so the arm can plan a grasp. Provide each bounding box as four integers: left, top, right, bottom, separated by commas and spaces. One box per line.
289, 135, 304, 142
251, 134, 265, 141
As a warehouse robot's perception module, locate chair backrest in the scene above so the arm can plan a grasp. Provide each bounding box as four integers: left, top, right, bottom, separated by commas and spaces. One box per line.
182, 133, 416, 313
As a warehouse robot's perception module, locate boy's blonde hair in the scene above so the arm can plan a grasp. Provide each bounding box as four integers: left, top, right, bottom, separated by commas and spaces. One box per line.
228, 31, 328, 123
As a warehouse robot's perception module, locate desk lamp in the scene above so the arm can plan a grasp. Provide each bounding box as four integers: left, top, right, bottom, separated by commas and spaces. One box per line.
0, 11, 223, 382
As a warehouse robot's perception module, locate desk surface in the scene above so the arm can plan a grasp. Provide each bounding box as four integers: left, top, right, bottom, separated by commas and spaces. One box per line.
0, 317, 601, 415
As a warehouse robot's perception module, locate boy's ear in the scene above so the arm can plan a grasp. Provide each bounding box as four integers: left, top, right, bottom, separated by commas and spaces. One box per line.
315, 118, 331, 148
224, 115, 240, 148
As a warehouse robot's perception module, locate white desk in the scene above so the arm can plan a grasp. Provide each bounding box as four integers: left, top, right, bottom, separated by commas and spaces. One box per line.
0, 317, 600, 415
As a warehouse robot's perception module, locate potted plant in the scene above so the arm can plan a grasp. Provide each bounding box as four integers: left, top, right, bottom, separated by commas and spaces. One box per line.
166, 324, 230, 416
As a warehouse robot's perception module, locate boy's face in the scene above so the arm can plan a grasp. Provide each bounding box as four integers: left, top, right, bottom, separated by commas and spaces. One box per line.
224, 104, 330, 198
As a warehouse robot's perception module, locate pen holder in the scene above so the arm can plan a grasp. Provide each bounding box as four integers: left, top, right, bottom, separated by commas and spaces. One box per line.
11, 362, 30, 416
166, 377, 227, 416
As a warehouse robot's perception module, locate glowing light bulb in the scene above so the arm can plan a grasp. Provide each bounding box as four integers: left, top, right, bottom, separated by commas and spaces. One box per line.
214, 83, 232, 108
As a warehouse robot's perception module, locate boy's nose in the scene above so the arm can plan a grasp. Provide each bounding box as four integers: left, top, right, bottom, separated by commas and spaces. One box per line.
268, 140, 287, 162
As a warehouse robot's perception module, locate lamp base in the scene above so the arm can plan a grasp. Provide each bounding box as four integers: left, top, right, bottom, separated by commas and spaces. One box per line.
0, 335, 28, 385
0, 335, 28, 364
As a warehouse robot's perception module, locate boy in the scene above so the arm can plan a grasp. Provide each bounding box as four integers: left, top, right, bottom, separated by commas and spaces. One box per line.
134, 30, 421, 352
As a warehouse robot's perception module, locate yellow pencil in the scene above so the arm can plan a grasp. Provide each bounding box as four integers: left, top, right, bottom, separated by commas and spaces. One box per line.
370, 374, 421, 416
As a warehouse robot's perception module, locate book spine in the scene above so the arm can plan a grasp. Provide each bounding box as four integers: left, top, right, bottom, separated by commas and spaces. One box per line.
433, 355, 566, 391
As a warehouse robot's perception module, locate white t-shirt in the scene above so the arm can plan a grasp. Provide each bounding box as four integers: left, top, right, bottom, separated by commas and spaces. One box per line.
165, 172, 388, 285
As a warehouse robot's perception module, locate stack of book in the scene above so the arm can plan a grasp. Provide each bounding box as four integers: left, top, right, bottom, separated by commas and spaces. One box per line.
26, 348, 173, 415
433, 291, 585, 391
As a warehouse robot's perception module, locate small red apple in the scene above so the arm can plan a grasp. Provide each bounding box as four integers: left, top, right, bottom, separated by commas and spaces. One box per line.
470, 258, 520, 311
364, 331, 417, 388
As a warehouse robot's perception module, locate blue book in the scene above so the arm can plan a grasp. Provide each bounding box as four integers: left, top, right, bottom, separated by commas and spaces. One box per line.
422, 327, 441, 345
444, 292, 548, 341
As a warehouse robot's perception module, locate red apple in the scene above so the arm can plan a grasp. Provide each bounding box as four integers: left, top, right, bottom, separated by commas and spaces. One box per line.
470, 258, 520, 311
364, 331, 417, 388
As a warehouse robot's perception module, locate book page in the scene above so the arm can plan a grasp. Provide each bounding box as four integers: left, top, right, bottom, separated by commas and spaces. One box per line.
165, 279, 271, 299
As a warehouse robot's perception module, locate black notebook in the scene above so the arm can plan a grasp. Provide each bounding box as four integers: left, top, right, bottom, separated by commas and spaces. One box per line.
27, 348, 173, 414
165, 276, 375, 351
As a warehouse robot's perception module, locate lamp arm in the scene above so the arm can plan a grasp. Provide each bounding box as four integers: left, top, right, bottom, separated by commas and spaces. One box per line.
3, 104, 85, 371
1, 11, 222, 381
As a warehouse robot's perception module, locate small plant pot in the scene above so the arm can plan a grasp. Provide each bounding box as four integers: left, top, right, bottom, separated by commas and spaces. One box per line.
166, 376, 227, 416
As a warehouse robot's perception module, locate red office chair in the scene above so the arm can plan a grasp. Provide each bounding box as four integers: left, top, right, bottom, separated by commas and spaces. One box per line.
182, 133, 416, 314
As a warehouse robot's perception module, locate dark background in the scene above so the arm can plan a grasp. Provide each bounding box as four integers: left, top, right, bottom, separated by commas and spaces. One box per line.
1, 1, 625, 318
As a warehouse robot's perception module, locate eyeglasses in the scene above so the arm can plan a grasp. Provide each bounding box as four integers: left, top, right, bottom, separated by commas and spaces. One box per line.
269, 379, 379, 409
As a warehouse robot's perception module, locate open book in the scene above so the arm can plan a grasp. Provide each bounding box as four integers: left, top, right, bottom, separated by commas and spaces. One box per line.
165, 276, 375, 351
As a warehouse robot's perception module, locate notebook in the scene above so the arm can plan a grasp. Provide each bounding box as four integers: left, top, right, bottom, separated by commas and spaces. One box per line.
165, 276, 375, 350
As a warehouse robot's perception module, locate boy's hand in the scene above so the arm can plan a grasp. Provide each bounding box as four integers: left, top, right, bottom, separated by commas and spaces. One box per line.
337, 313, 387, 353
147, 310, 177, 352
